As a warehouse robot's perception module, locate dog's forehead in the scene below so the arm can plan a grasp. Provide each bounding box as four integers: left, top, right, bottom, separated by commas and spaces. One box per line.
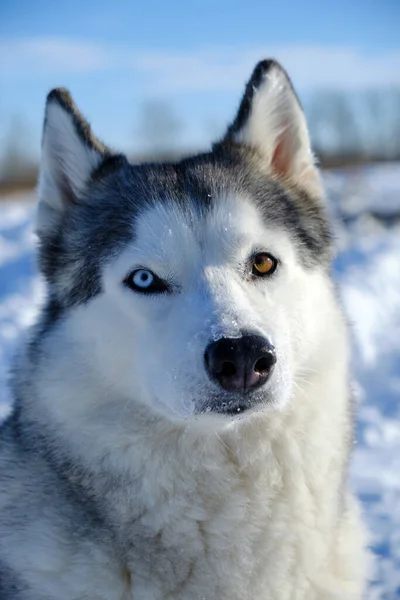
132, 193, 267, 262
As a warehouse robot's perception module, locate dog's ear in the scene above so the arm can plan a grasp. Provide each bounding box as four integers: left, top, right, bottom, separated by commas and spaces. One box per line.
37, 88, 110, 237
222, 60, 322, 198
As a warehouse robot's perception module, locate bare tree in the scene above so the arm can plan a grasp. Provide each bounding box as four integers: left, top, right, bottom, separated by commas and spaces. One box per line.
0, 115, 36, 186
307, 90, 361, 161
306, 87, 400, 166
136, 99, 184, 158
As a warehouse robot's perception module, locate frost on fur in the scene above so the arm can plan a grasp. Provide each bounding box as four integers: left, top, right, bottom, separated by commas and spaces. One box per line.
225, 60, 323, 198
37, 89, 108, 237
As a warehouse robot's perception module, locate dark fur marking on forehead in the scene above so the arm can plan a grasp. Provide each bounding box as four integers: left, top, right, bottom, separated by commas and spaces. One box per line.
133, 146, 332, 267
39, 144, 331, 307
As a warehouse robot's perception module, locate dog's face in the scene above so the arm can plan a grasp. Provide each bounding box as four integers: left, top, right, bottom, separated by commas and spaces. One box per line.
35, 61, 332, 423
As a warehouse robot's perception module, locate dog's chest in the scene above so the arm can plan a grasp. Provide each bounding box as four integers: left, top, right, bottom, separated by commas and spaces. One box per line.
66, 417, 344, 600
120, 489, 272, 598
16, 424, 345, 600
111, 446, 328, 600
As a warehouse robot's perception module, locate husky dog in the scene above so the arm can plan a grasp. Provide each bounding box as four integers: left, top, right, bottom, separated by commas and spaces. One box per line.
0, 60, 368, 599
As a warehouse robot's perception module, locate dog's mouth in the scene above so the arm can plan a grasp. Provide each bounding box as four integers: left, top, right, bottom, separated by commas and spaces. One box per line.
218, 402, 250, 416
200, 393, 266, 418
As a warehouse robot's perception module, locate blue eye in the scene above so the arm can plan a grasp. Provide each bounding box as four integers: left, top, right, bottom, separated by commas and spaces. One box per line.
124, 269, 168, 294
132, 270, 154, 289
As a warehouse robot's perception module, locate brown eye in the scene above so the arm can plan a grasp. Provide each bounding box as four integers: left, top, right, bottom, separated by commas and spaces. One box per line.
252, 253, 277, 277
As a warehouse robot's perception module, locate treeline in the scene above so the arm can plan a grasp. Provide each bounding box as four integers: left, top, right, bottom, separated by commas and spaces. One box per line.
1, 88, 399, 192
306, 88, 400, 167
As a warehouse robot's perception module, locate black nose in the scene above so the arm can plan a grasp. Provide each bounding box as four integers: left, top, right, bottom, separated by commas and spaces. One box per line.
204, 334, 276, 393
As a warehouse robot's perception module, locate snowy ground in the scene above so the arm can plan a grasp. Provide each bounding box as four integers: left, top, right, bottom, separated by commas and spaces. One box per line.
0, 164, 399, 598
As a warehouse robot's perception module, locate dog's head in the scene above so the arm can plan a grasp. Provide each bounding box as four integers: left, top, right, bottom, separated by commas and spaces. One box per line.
36, 60, 333, 424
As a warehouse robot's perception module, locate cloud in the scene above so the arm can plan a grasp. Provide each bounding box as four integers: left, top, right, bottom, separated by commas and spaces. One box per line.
131, 46, 400, 91
1, 37, 400, 91
0, 38, 115, 76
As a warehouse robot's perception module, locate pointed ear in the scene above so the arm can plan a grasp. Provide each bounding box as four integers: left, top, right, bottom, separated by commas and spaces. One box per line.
222, 60, 323, 198
37, 88, 109, 237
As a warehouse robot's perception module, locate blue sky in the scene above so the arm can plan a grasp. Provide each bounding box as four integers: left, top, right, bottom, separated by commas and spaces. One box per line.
1, 0, 399, 159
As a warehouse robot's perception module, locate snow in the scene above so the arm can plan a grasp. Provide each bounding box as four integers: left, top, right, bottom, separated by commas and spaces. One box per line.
0, 196, 44, 420
1, 165, 400, 597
